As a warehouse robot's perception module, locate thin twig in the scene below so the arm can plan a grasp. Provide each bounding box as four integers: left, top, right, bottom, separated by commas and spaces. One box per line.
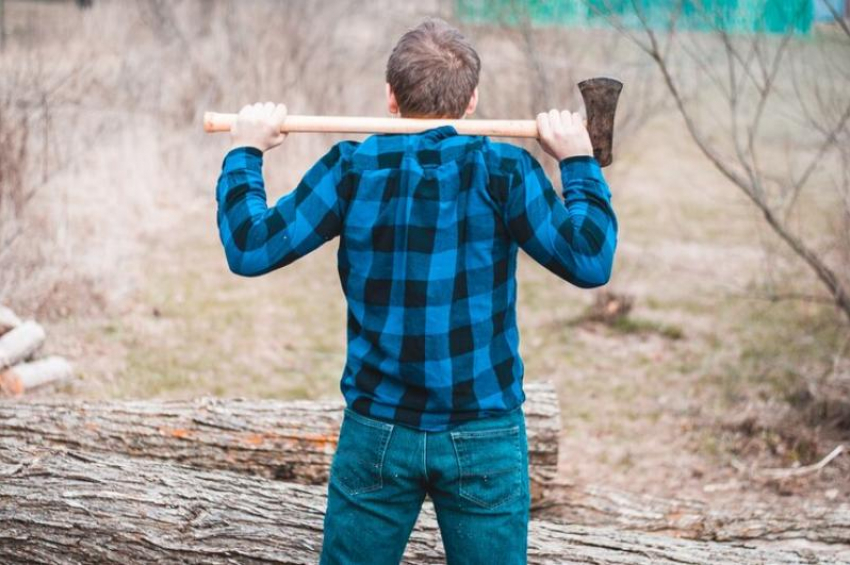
758, 445, 846, 480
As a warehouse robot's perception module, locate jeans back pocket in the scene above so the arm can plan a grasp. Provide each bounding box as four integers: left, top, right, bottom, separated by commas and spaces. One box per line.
450, 425, 523, 509
330, 408, 393, 496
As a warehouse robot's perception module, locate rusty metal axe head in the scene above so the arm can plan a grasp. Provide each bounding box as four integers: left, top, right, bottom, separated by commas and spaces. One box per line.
578, 77, 623, 167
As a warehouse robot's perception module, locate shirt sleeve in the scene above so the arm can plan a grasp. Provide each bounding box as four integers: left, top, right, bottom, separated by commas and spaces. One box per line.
502, 151, 618, 288
215, 143, 353, 277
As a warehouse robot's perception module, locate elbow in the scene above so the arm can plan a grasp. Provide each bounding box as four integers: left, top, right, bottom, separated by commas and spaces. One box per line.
547, 256, 612, 288
575, 236, 617, 288
551, 224, 617, 289
573, 268, 611, 289
224, 251, 263, 278
576, 270, 611, 289
572, 254, 615, 289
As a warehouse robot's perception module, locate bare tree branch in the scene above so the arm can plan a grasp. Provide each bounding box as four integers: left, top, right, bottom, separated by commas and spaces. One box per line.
592, 0, 850, 322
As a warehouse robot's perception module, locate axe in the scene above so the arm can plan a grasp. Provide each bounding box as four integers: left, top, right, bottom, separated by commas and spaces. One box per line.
204, 77, 623, 167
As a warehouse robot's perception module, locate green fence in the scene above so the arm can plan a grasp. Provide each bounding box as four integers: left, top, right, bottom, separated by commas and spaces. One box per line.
455, 0, 814, 35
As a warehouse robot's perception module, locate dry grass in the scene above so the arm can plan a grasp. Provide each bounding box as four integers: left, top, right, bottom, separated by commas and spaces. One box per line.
3, 0, 848, 513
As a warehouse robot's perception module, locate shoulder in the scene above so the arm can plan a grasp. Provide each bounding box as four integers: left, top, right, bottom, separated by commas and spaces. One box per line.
320, 140, 361, 167
485, 140, 543, 178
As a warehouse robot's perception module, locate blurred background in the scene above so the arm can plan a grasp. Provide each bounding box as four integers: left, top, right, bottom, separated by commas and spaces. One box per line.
1, 0, 848, 519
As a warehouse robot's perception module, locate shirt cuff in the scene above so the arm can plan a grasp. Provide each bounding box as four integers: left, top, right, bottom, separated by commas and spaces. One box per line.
222, 146, 264, 170
558, 154, 610, 198
558, 154, 600, 175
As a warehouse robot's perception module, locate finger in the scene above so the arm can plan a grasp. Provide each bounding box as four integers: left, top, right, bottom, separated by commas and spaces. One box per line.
536, 112, 552, 140
271, 104, 287, 130
265, 101, 275, 117
549, 109, 563, 136
561, 110, 574, 131
572, 111, 583, 127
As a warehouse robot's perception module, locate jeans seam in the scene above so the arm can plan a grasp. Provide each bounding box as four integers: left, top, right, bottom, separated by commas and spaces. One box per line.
450, 426, 520, 440
423, 432, 429, 483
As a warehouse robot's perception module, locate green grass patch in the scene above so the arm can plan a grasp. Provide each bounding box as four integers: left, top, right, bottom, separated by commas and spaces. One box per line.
608, 316, 685, 340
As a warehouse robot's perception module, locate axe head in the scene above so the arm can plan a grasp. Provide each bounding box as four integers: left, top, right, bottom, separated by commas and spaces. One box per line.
578, 77, 623, 167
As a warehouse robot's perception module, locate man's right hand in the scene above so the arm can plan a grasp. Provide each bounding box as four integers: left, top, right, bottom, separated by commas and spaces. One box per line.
229, 102, 288, 153
536, 109, 594, 161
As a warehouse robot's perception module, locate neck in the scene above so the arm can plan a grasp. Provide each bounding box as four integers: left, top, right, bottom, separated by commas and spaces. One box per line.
400, 113, 464, 120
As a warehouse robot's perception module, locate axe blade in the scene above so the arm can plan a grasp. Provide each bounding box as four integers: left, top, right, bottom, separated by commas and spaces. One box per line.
578, 77, 623, 167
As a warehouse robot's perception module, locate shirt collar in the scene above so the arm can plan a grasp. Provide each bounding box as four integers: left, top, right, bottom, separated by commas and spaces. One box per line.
420, 125, 458, 141
376, 124, 459, 141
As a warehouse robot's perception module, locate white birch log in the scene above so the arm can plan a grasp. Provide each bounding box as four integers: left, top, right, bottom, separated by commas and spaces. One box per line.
0, 305, 20, 336
0, 320, 45, 370
0, 355, 73, 396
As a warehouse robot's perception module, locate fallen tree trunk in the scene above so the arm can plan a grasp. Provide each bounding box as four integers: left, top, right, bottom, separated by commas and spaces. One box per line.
0, 356, 73, 396
0, 439, 840, 565
0, 382, 560, 501
4, 389, 846, 547
535, 481, 850, 546
0, 320, 44, 370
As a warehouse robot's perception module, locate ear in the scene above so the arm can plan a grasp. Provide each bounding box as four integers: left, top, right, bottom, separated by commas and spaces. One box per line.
464, 87, 479, 117
386, 83, 400, 116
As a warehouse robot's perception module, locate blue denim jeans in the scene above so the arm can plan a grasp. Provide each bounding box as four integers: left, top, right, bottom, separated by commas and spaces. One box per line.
319, 404, 530, 564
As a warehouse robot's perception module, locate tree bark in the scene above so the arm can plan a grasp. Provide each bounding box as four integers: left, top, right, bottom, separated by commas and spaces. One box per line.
0, 439, 841, 565
0, 382, 560, 501
0, 320, 44, 370
3, 388, 846, 547
534, 481, 850, 546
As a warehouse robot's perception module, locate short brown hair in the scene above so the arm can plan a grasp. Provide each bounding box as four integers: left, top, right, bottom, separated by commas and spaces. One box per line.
385, 18, 481, 119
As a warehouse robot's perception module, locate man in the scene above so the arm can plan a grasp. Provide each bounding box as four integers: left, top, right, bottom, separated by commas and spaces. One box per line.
215, 18, 617, 564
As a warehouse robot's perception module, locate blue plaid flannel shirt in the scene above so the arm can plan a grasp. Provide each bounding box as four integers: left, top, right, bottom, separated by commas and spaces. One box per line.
216, 125, 618, 431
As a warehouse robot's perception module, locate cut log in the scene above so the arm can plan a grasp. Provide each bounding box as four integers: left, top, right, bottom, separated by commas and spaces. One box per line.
0, 439, 841, 565
0, 356, 73, 396
0, 320, 45, 370
0, 305, 21, 336
535, 481, 850, 546
0, 381, 560, 501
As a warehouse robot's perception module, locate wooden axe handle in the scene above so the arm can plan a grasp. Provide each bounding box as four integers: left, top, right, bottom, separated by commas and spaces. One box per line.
204, 112, 541, 138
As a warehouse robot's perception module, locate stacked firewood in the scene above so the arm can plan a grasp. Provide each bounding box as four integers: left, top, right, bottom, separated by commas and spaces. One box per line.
0, 305, 73, 397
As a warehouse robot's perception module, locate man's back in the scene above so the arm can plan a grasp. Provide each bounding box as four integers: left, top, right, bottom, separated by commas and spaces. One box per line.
216, 125, 617, 432
340, 126, 523, 431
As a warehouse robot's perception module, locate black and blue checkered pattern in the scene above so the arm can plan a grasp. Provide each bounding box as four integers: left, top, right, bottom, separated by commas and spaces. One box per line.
216, 126, 618, 431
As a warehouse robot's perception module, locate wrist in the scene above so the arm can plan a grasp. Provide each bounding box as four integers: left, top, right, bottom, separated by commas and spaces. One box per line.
229, 141, 267, 153
556, 150, 593, 161
223, 145, 264, 166
558, 154, 596, 165
559, 154, 608, 198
